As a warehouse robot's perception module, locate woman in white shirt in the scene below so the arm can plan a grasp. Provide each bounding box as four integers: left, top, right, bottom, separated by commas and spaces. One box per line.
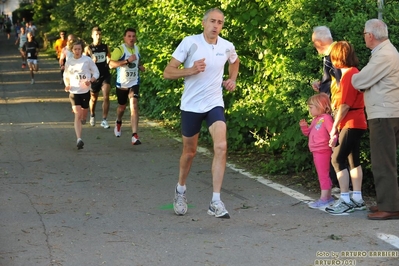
64, 39, 99, 149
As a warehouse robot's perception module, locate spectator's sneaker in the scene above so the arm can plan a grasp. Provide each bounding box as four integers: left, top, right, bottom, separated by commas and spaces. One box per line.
101, 119, 110, 129
114, 122, 121, 137
132, 133, 142, 145
208, 200, 230, 218
90, 116, 95, 126
308, 197, 335, 209
77, 139, 84, 150
325, 197, 354, 215
350, 198, 367, 211
173, 186, 187, 215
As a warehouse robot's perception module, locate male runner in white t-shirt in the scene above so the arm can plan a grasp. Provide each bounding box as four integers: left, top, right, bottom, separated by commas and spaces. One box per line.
163, 8, 239, 218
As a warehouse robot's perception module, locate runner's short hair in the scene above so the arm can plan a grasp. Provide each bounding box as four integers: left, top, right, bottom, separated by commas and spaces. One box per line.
124, 28, 136, 36
92, 26, 101, 32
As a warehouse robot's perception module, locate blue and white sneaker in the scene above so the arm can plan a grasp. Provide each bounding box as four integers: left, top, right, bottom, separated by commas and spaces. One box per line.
101, 119, 110, 129
308, 197, 335, 209
325, 197, 355, 215
207, 200, 230, 218
173, 186, 187, 216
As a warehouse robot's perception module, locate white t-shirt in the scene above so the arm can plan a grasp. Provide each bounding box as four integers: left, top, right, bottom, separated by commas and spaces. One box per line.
62, 47, 74, 62
27, 25, 37, 36
172, 33, 238, 113
63, 55, 100, 94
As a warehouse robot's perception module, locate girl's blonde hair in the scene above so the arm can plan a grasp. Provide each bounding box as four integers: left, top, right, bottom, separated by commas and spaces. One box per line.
307, 93, 332, 114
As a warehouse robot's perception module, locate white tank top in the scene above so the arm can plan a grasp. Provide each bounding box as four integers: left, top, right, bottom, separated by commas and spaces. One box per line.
116, 44, 140, 88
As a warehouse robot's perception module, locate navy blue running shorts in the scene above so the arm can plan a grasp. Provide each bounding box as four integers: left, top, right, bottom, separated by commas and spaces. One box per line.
181, 106, 226, 137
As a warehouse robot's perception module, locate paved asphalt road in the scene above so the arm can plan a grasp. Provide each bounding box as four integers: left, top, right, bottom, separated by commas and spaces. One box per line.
0, 33, 398, 266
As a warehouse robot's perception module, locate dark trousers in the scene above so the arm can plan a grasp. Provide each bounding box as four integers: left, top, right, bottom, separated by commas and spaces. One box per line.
369, 118, 399, 212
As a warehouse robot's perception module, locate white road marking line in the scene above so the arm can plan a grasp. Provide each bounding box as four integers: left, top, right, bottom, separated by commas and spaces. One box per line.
226, 162, 314, 202
377, 233, 399, 249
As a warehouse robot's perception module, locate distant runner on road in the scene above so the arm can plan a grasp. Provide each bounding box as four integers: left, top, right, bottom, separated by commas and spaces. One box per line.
84, 26, 112, 129
22, 32, 39, 84
15, 26, 27, 68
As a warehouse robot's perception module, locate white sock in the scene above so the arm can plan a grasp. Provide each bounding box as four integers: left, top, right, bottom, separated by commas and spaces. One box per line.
176, 183, 186, 194
212, 192, 221, 202
352, 191, 363, 202
77, 138, 82, 143
340, 192, 350, 203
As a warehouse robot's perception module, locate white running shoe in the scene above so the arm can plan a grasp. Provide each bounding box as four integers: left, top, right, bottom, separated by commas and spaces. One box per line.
131, 134, 142, 145
90, 116, 95, 126
114, 122, 121, 137
173, 186, 187, 215
208, 200, 230, 218
101, 120, 110, 129
31, 79, 34, 84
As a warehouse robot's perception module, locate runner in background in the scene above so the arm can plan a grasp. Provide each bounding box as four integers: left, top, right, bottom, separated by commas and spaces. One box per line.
27, 21, 37, 41
54, 31, 67, 84
15, 26, 27, 68
22, 32, 39, 84
14, 20, 21, 40
5, 17, 12, 39
84, 26, 112, 128
59, 34, 76, 86
109, 28, 145, 144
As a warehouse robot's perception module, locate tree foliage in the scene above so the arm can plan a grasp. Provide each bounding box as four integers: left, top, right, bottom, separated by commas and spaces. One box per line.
12, 3, 34, 25
27, 0, 399, 181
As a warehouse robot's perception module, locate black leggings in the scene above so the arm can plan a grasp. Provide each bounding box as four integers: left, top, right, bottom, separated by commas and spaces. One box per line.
331, 128, 366, 172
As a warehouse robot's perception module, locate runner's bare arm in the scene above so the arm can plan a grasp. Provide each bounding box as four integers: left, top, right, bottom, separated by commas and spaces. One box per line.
163, 57, 205, 80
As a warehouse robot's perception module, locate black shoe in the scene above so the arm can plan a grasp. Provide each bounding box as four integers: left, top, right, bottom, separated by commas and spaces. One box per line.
77, 139, 84, 150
